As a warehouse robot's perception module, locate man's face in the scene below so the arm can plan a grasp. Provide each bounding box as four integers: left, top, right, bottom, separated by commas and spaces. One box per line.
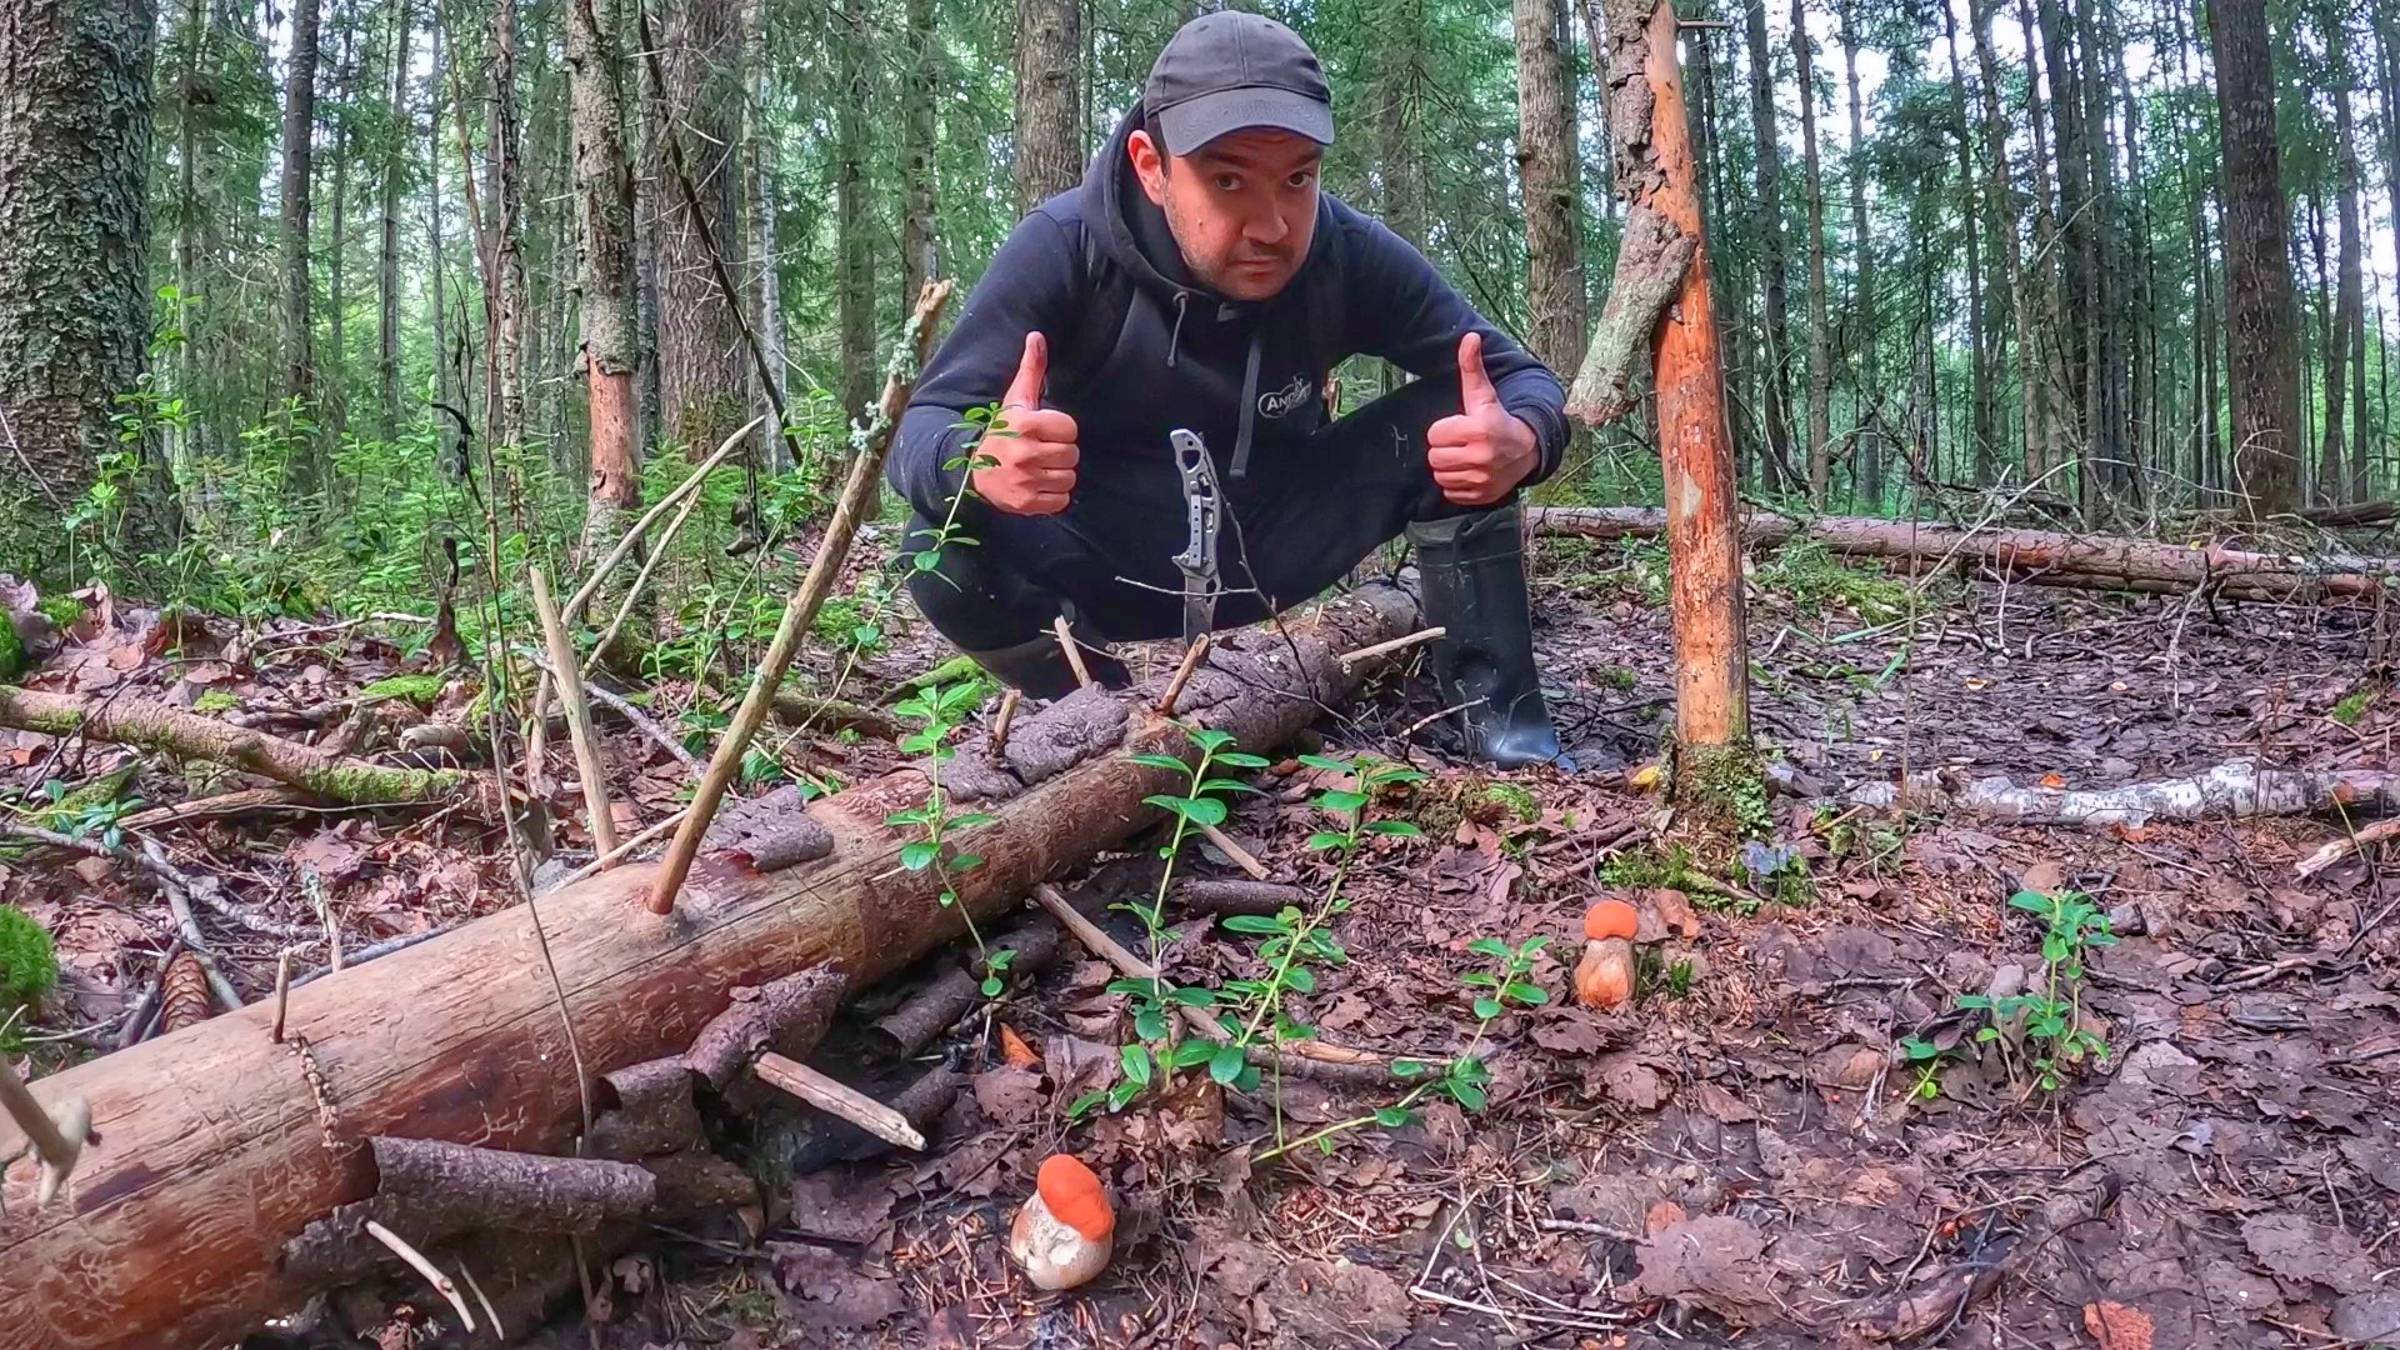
1129, 126, 1322, 303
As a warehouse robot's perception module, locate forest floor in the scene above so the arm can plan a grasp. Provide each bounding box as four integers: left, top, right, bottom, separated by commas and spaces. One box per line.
4, 519, 2398, 1350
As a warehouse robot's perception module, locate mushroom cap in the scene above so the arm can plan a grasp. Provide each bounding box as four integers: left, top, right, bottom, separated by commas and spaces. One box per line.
1036, 1154, 1115, 1240
1583, 899, 1640, 942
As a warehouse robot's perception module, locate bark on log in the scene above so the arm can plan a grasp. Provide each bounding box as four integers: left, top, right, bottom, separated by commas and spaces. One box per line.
0, 584, 1416, 1350
0, 686, 471, 805
1532, 507, 2400, 603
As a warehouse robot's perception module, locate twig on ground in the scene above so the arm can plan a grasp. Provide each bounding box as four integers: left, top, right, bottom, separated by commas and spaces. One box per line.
363, 1219, 476, 1334
2299, 817, 2400, 879
1195, 821, 1271, 881
1158, 637, 1212, 715
561, 808, 686, 889
990, 687, 1022, 752
524, 655, 703, 773
531, 569, 621, 864
120, 787, 325, 832
1053, 616, 1095, 690
270, 950, 293, 1043
1337, 626, 1445, 671
753, 1052, 928, 1151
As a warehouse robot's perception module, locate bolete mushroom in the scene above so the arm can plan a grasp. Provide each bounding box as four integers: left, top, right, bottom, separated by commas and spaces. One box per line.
1009, 1153, 1116, 1291
1575, 899, 1640, 1010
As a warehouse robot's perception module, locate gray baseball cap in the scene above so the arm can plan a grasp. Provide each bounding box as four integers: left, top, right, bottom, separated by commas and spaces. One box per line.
1142, 12, 1334, 157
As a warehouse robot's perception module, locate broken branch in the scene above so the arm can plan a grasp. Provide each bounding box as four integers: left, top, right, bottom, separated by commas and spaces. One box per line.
530, 568, 620, 864
753, 1052, 928, 1152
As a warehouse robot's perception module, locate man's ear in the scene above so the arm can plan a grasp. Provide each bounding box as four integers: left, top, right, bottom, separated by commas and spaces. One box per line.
1127, 128, 1170, 207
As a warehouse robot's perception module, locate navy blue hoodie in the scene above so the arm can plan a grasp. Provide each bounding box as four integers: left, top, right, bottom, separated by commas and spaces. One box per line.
889, 108, 1570, 570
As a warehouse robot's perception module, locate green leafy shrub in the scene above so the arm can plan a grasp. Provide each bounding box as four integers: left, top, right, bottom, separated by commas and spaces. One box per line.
0, 907, 59, 1028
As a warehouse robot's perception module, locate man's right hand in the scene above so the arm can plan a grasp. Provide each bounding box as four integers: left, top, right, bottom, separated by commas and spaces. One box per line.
973, 332, 1080, 516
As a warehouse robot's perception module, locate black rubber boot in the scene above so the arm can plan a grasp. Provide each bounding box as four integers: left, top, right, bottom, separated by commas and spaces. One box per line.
1407, 501, 1575, 771
964, 627, 1131, 702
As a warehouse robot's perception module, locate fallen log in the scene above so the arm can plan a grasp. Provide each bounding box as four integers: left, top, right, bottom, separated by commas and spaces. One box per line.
1833, 760, 2399, 828
0, 685, 471, 806
0, 583, 1416, 1350
1532, 507, 2399, 604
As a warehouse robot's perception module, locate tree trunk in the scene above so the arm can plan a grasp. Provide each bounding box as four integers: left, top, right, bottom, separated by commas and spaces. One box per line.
900, 0, 938, 303
656, 0, 746, 459
1516, 0, 1587, 375
1590, 0, 1750, 750
2016, 0, 2069, 482
1792, 0, 1833, 505
835, 0, 877, 443
2208, 0, 2303, 517
325, 16, 355, 440
428, 11, 451, 417
279, 0, 321, 414
568, 0, 641, 594
1942, 0, 1994, 484
742, 0, 789, 474
0, 589, 1418, 1350
487, 0, 530, 453
1743, 0, 1795, 491
1376, 0, 1429, 251
2326, 82, 2364, 505
377, 0, 411, 440
1013, 0, 1082, 214
1969, 0, 2041, 487
0, 0, 159, 547
1839, 0, 1878, 508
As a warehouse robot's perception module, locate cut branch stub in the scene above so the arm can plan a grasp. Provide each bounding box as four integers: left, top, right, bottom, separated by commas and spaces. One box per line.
683, 968, 848, 1093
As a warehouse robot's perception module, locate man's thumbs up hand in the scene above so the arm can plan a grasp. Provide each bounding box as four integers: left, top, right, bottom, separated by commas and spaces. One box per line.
1426, 331, 1538, 507
976, 332, 1081, 517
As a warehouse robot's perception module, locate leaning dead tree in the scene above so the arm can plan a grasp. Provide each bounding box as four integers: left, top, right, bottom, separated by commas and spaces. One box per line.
0, 585, 1417, 1350
1567, 0, 1751, 757
1532, 507, 2400, 604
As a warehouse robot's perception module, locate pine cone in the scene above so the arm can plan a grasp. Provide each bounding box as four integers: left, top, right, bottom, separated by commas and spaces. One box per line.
158, 951, 212, 1035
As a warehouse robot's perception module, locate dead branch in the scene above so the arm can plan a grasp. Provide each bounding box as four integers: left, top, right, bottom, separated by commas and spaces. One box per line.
1842, 760, 2400, 828
1532, 506, 2400, 604
2298, 817, 2400, 878
0, 686, 470, 806
753, 1053, 927, 1152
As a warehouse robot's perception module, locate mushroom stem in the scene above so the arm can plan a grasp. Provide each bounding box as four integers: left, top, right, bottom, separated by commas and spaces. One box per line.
1574, 937, 1636, 1009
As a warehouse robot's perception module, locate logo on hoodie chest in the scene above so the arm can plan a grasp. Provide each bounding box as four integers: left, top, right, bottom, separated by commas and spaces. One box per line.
1258, 372, 1317, 421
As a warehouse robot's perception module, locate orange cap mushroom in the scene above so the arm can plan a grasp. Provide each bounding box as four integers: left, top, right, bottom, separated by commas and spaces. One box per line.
1036, 1153, 1115, 1241
1584, 899, 1640, 942
1011, 1154, 1116, 1290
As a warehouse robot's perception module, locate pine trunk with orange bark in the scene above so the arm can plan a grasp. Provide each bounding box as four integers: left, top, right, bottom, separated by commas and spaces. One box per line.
1570, 0, 1750, 750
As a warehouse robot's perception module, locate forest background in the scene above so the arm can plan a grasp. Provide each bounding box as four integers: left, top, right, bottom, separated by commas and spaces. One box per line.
0, 0, 2377, 651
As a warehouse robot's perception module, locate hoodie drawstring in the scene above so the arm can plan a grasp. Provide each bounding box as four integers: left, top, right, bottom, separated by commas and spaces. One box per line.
1166, 291, 1189, 369
1230, 330, 1264, 480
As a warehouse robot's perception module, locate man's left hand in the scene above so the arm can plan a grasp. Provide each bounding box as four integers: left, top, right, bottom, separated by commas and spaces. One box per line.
1426, 332, 1538, 507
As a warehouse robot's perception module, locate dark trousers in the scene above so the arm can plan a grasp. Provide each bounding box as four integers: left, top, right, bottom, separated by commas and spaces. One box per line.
907, 374, 1480, 649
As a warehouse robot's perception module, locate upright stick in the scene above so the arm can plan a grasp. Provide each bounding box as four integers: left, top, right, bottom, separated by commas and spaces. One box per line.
530, 567, 620, 863
647, 280, 956, 915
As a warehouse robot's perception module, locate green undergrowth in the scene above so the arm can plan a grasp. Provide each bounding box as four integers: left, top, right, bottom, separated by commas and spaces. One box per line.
0, 907, 58, 1050
360, 673, 447, 706
1752, 537, 1913, 621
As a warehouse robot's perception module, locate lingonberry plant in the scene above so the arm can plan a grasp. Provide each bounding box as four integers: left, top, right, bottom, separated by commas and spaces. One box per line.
887, 680, 1013, 996
1956, 887, 2116, 1092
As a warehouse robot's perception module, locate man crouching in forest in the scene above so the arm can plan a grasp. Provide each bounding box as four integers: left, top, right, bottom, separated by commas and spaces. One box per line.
888, 11, 1575, 769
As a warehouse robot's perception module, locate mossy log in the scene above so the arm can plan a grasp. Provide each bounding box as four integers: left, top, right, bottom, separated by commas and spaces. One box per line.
0, 685, 470, 806
0, 585, 1415, 1349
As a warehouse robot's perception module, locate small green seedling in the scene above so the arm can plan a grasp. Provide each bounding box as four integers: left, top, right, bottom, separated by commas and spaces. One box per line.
1956, 888, 2116, 1092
